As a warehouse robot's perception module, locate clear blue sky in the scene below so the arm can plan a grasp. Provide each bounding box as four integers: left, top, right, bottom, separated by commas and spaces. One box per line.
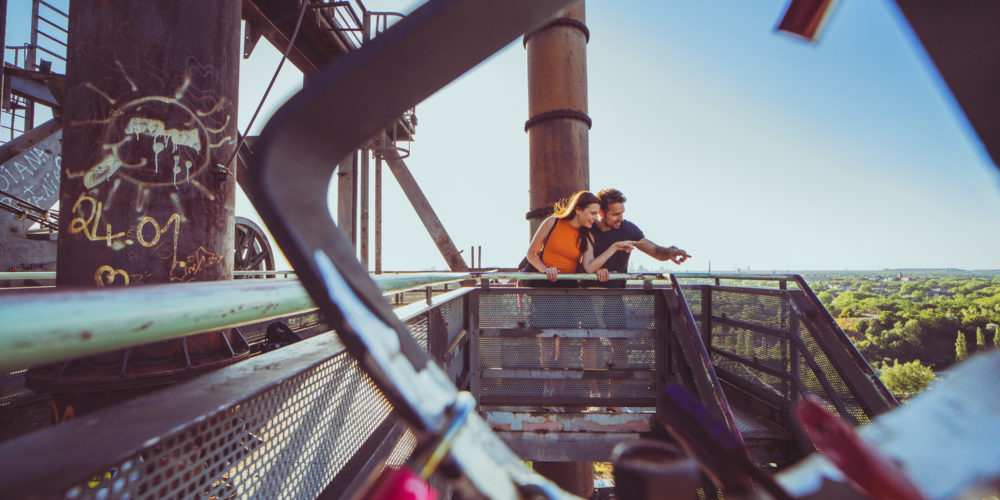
8, 1, 1000, 272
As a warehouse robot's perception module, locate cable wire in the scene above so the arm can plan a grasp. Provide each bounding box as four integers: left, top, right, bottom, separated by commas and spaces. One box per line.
224, 0, 310, 170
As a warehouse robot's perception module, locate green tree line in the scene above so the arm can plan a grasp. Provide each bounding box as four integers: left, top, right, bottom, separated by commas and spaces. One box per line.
812, 276, 1000, 369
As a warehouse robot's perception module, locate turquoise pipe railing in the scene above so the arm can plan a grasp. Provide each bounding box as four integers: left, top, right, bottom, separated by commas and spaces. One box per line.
0, 271, 298, 280
0, 272, 58, 281
0, 271, 661, 281
0, 272, 471, 370
671, 272, 801, 282
479, 272, 661, 281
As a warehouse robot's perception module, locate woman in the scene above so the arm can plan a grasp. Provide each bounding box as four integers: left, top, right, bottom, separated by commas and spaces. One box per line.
524, 190, 634, 288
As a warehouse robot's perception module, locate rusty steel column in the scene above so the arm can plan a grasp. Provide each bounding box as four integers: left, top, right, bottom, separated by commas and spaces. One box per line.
525, 1, 591, 237
375, 154, 383, 274
524, 2, 594, 496
360, 149, 370, 269
29, 0, 246, 416
337, 151, 357, 247
533, 462, 594, 498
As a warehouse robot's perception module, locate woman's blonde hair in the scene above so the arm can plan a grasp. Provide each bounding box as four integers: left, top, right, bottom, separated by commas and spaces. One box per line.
552, 190, 600, 220
549, 190, 599, 255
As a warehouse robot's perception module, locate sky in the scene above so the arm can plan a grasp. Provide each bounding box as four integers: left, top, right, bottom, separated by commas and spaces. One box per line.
7, 1, 1000, 272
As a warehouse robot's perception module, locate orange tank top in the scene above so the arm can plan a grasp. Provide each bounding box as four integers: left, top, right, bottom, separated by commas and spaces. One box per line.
541, 219, 582, 273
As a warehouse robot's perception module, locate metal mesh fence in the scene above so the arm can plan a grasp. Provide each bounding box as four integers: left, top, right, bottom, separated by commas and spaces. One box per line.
441, 299, 464, 344
794, 326, 869, 425
408, 315, 429, 350
479, 337, 655, 370
4, 294, 467, 500
691, 285, 871, 425
476, 290, 658, 403
712, 323, 787, 400
711, 290, 790, 332
0, 369, 34, 407
65, 349, 395, 500
478, 291, 656, 329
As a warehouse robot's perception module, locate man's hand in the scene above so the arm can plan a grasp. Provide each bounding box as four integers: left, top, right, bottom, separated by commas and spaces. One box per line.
667, 246, 691, 264
596, 268, 610, 282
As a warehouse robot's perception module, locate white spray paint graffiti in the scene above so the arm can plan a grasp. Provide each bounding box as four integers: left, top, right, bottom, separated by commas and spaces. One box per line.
71, 62, 233, 206
0, 131, 63, 213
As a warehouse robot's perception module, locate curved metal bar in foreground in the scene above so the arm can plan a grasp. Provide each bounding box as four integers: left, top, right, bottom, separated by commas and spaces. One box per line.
250, 0, 578, 498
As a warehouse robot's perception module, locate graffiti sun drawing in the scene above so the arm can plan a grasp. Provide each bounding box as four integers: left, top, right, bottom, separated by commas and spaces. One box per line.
72, 54, 235, 215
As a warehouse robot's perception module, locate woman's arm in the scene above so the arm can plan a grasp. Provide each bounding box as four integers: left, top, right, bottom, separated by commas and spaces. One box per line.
582, 238, 635, 273
526, 217, 559, 281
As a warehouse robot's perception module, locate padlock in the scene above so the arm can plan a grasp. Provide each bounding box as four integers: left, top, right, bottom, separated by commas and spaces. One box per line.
364, 391, 477, 500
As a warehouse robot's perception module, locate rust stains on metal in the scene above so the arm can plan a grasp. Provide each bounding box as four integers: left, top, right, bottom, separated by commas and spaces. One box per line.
486, 410, 654, 433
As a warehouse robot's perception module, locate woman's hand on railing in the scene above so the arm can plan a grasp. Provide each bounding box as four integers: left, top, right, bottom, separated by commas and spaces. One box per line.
544, 267, 559, 282
596, 268, 610, 282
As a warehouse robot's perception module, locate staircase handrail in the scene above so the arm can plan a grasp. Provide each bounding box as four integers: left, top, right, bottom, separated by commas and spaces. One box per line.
786, 274, 898, 411
666, 273, 745, 444
672, 272, 898, 412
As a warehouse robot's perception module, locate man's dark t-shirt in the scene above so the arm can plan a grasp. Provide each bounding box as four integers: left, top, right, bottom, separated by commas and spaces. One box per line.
586, 219, 644, 288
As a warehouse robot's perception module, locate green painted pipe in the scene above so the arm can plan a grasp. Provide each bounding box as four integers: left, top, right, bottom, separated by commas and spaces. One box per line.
482, 272, 658, 281
0, 271, 300, 280
671, 272, 798, 281
373, 272, 471, 294
0, 272, 56, 280
0, 272, 471, 371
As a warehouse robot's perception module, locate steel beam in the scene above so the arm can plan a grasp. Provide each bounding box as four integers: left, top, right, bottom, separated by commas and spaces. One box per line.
360, 148, 370, 268
336, 151, 357, 246
375, 132, 469, 272
0, 119, 61, 235
375, 154, 383, 273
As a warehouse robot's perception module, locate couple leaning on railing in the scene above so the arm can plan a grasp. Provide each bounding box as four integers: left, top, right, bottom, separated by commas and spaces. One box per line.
521, 188, 690, 289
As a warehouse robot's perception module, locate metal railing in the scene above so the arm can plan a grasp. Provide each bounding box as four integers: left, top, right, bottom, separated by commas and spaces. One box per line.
31, 0, 70, 67
0, 274, 478, 499
2, 0, 69, 144
0, 272, 472, 370
671, 273, 896, 427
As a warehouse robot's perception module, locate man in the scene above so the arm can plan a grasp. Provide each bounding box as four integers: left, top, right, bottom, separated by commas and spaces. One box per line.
587, 189, 692, 403
590, 188, 690, 288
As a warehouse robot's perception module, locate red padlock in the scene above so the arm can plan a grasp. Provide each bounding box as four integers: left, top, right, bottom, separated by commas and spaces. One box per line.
364, 392, 476, 500
365, 467, 437, 500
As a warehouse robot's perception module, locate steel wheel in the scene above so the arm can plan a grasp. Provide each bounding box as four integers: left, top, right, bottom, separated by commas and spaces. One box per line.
234, 216, 274, 277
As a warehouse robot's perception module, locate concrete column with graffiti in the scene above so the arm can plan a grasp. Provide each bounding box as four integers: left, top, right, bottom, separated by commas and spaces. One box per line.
57, 0, 240, 287
29, 0, 246, 416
